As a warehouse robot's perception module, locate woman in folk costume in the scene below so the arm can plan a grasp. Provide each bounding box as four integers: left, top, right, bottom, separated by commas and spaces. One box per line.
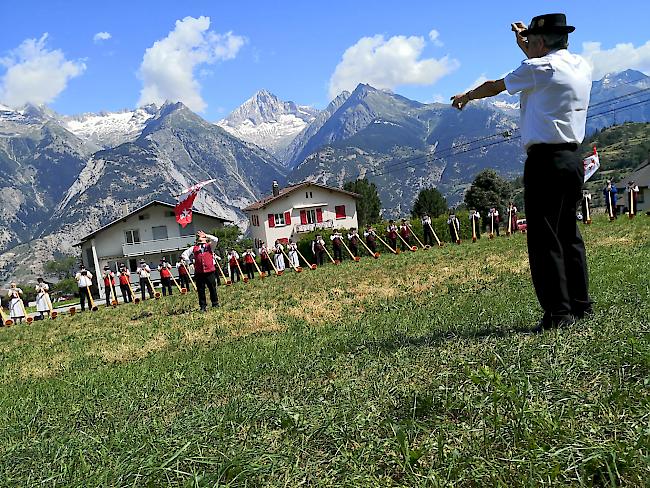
103, 266, 117, 305
447, 212, 461, 244
347, 228, 360, 257
228, 249, 241, 283
7, 282, 26, 323
157, 258, 173, 296
507, 202, 518, 233
242, 249, 256, 280
421, 214, 434, 246
330, 231, 344, 262
386, 220, 398, 251
75, 265, 94, 311
364, 224, 378, 253
311, 235, 326, 266
136, 260, 154, 301
273, 240, 286, 271
287, 240, 300, 268
35, 277, 52, 319
399, 219, 411, 251
258, 242, 273, 276
627, 181, 640, 218
118, 266, 133, 303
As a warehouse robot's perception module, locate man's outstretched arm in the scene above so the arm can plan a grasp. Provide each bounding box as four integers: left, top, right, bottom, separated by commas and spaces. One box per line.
450, 79, 506, 110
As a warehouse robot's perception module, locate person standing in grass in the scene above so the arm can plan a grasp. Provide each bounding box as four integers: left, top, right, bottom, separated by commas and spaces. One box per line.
35, 278, 52, 319
470, 209, 482, 240
258, 242, 272, 276
330, 231, 344, 262
603, 180, 618, 219
181, 230, 220, 311
102, 266, 117, 305
118, 266, 133, 303
311, 235, 326, 266
288, 240, 300, 268
347, 228, 360, 257
175, 259, 191, 292
75, 265, 94, 311
399, 219, 411, 251
452, 13, 593, 331
488, 207, 500, 237
242, 248, 256, 280
274, 240, 286, 271
136, 260, 154, 301
386, 220, 398, 251
227, 249, 241, 283
364, 224, 378, 254
447, 212, 461, 244
581, 191, 592, 224
627, 181, 640, 218
157, 258, 173, 296
7, 283, 26, 323
421, 214, 434, 246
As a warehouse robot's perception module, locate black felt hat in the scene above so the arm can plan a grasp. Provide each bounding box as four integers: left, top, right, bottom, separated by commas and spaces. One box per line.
521, 13, 575, 36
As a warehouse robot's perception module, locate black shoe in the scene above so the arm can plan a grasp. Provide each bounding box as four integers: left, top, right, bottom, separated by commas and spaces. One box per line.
212, 303, 220, 309
531, 314, 575, 333
573, 307, 594, 320
200, 307, 207, 313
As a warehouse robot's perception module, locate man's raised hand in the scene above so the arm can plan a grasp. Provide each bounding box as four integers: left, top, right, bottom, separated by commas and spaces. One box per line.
450, 92, 470, 111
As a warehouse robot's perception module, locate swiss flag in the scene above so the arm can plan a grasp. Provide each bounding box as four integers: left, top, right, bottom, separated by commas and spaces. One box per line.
175, 192, 197, 228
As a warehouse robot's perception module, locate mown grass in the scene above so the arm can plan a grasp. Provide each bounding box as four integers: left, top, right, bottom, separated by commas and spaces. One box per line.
0, 216, 648, 486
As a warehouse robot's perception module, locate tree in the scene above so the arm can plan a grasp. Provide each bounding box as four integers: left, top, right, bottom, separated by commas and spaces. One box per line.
44, 256, 77, 279
411, 187, 448, 218
464, 169, 512, 218
343, 178, 381, 227
210, 225, 253, 256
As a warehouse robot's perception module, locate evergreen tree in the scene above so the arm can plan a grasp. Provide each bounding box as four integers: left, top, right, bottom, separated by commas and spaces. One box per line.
343, 179, 381, 227
411, 187, 448, 218
464, 169, 512, 218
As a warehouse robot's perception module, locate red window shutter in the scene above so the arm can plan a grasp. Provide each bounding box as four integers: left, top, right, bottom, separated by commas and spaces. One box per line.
316, 208, 323, 223
335, 205, 346, 219
300, 210, 307, 225
284, 211, 291, 226
268, 214, 275, 227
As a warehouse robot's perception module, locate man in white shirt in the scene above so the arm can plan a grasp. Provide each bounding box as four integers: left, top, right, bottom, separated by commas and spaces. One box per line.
75, 265, 94, 311
451, 13, 593, 331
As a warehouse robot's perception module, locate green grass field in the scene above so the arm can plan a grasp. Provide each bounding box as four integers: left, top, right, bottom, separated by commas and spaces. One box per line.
1, 216, 648, 487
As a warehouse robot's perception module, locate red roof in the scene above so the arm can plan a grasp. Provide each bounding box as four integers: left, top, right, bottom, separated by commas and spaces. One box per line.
242, 182, 360, 211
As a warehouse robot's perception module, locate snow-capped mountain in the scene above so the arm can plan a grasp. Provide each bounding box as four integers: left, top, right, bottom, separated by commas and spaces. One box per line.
61, 105, 158, 148
216, 90, 319, 161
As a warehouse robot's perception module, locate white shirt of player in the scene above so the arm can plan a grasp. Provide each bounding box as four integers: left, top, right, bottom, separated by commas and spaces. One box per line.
504, 49, 592, 150
75, 270, 93, 288
469, 211, 481, 220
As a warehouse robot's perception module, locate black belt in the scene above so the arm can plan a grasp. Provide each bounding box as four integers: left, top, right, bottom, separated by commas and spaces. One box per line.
527, 142, 577, 154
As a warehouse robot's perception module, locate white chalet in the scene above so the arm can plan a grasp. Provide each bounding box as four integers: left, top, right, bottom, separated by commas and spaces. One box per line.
75, 200, 230, 298
243, 182, 360, 247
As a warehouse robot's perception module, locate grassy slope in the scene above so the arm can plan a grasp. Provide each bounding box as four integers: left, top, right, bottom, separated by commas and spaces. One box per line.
0, 217, 648, 487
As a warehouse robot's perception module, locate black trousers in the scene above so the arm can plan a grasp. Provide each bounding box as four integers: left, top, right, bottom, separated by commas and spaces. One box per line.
105, 285, 117, 305
229, 265, 240, 282
140, 278, 154, 300
160, 277, 173, 296
367, 239, 377, 253
350, 243, 359, 257
179, 274, 191, 291
245, 263, 255, 279
423, 228, 434, 246
524, 144, 592, 318
79, 287, 92, 311
400, 235, 410, 251
388, 237, 397, 251
333, 246, 343, 261
314, 251, 324, 266
120, 284, 132, 303
471, 219, 481, 239
195, 272, 218, 310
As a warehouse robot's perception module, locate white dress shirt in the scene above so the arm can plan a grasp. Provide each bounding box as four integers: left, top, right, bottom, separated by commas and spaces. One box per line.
504, 49, 592, 150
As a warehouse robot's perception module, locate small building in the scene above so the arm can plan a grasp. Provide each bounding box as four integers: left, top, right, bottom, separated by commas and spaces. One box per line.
75, 200, 230, 298
615, 161, 650, 215
243, 181, 360, 248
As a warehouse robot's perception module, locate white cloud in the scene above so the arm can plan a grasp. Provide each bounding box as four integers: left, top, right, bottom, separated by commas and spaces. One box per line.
93, 32, 112, 43
581, 40, 650, 80
428, 29, 443, 47
328, 34, 459, 99
0, 34, 85, 108
137, 16, 246, 112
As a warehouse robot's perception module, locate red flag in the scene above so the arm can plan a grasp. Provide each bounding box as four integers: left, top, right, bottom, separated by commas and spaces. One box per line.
174, 192, 197, 228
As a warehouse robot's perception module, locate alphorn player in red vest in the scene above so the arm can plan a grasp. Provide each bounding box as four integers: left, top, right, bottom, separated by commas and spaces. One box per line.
181, 230, 220, 312
399, 218, 411, 251
102, 266, 117, 306
118, 265, 133, 303
158, 258, 174, 296
175, 258, 191, 291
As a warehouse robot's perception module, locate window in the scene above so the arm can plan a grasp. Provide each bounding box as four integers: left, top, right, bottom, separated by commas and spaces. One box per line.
179, 221, 195, 236
638, 191, 645, 203
165, 210, 175, 217
250, 214, 260, 226
124, 229, 141, 244
152, 225, 168, 240
306, 209, 317, 224
335, 205, 346, 219
129, 258, 137, 272
305, 192, 309, 198
138, 213, 150, 221
300, 209, 321, 224
309, 191, 313, 198
274, 213, 286, 226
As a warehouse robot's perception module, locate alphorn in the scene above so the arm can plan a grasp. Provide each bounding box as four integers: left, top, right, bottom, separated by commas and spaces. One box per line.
607, 191, 615, 221
585, 197, 592, 225
341, 238, 360, 262
451, 220, 461, 245
269, 252, 283, 275
235, 258, 248, 283
489, 214, 495, 239
105, 276, 118, 307
86, 286, 99, 311
296, 249, 317, 270
181, 262, 199, 291
396, 231, 417, 252
20, 299, 33, 324
426, 223, 443, 247
281, 248, 302, 272
506, 208, 512, 236
323, 245, 337, 265
360, 236, 380, 259
629, 190, 635, 219
376, 234, 398, 255
1, 306, 13, 326
252, 256, 268, 277
146, 276, 161, 299
169, 272, 184, 294
472, 217, 477, 243
216, 262, 232, 286
126, 280, 140, 304
408, 225, 428, 250
46, 292, 57, 319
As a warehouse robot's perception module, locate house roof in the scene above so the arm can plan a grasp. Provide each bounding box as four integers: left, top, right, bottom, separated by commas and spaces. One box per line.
242, 182, 360, 211
619, 161, 650, 188
75, 200, 232, 245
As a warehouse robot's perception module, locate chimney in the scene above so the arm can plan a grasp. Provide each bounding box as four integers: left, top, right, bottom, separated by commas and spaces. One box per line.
272, 180, 279, 197
121, 203, 129, 216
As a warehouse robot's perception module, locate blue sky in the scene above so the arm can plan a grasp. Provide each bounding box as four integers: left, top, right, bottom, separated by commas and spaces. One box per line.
1, 0, 649, 120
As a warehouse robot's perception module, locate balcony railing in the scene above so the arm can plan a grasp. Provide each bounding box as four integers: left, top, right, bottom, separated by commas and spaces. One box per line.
294, 219, 334, 233
122, 235, 195, 257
